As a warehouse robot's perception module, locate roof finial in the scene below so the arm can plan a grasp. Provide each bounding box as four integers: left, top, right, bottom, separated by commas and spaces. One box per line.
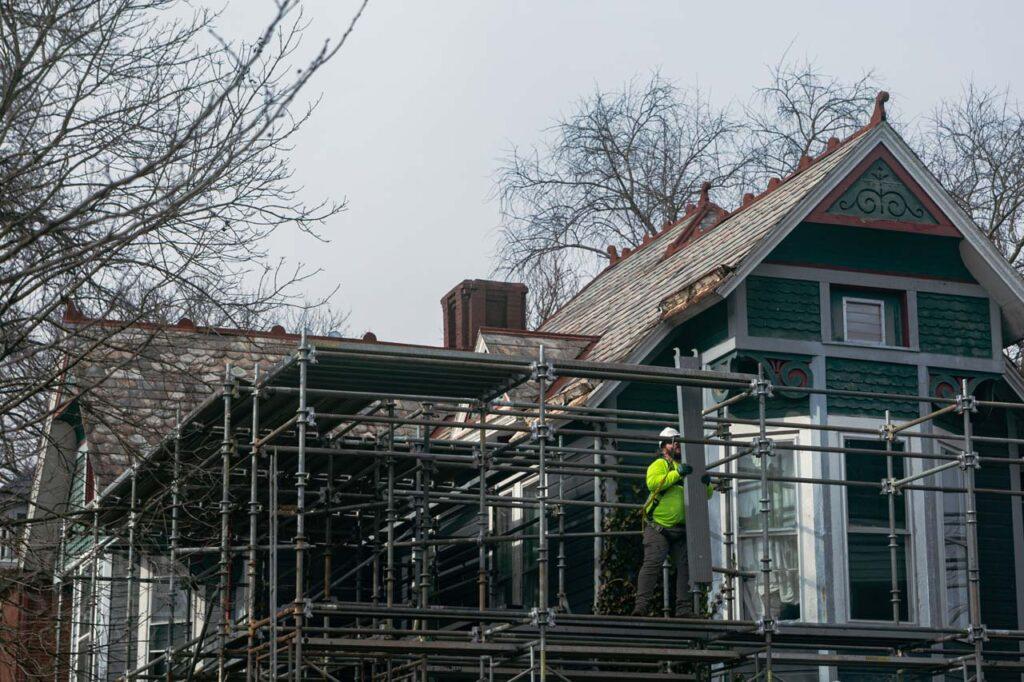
870, 91, 890, 126
699, 181, 711, 204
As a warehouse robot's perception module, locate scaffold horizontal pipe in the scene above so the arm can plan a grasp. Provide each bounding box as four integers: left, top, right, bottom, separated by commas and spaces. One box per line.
891, 459, 964, 489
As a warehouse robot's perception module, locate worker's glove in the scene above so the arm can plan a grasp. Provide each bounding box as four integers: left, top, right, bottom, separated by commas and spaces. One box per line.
677, 462, 694, 476
700, 473, 712, 486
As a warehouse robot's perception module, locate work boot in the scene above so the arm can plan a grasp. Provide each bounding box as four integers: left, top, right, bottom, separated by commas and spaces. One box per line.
675, 604, 697, 619
630, 603, 649, 617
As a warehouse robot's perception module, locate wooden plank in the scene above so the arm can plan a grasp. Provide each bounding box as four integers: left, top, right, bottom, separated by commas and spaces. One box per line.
675, 352, 713, 587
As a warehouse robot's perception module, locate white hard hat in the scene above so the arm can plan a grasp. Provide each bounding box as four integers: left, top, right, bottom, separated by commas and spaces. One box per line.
658, 427, 680, 441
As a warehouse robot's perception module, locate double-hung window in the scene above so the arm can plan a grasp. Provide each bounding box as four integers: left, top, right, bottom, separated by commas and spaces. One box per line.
735, 440, 800, 620
491, 476, 538, 608
145, 580, 190, 675
845, 438, 910, 622
939, 445, 968, 628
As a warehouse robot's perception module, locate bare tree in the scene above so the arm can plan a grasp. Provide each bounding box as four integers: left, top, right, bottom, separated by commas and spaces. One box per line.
0, 3, 365, 670
743, 56, 881, 184
923, 83, 1024, 267
0, 0, 365, 481
493, 72, 748, 326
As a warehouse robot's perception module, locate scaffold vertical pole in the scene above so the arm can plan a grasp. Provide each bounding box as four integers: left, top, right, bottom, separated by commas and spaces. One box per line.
269, 445, 279, 677
754, 364, 775, 680
124, 465, 138, 680
167, 407, 181, 682
294, 332, 312, 681
534, 345, 551, 682
884, 410, 902, 623
720, 409, 736, 621
960, 379, 984, 681
52, 522, 65, 682
385, 399, 397, 652
556, 434, 567, 612
218, 364, 234, 682
88, 498, 100, 680
593, 435, 603, 613
246, 364, 261, 681
478, 402, 489, 681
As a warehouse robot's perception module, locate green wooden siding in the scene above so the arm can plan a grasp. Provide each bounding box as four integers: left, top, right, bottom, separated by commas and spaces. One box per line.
746, 276, 821, 340
825, 358, 918, 419
670, 300, 728, 355
768, 223, 975, 282
917, 292, 992, 358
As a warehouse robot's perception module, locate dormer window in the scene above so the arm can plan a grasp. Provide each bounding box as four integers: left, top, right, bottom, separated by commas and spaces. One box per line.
831, 285, 907, 347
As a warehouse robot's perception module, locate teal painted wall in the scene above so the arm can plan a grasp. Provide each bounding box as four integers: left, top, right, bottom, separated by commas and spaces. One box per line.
825, 358, 918, 419
768, 223, 974, 282
671, 301, 729, 355
917, 292, 992, 358
746, 276, 821, 340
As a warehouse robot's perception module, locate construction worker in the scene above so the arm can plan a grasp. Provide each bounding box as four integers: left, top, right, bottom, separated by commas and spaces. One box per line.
632, 426, 713, 618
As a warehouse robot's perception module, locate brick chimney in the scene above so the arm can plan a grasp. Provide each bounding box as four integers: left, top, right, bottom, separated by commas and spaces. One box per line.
441, 279, 528, 350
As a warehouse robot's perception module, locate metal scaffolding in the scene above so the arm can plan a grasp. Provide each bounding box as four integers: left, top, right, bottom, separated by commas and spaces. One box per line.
54, 336, 1024, 681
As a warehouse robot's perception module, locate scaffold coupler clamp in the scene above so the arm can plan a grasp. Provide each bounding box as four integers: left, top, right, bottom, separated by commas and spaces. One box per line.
302, 598, 313, 620
298, 406, 317, 428
531, 421, 553, 442
531, 607, 554, 628
880, 478, 900, 496
752, 435, 774, 459
531, 359, 556, 383
958, 450, 980, 471
757, 617, 777, 635
956, 392, 977, 414
879, 422, 897, 443
749, 375, 774, 399
967, 623, 988, 643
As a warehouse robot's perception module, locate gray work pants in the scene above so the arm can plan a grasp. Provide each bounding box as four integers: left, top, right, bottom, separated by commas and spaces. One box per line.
633, 523, 692, 617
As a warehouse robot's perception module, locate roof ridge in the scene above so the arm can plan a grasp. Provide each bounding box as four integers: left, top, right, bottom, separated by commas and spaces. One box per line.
477, 326, 600, 342
61, 303, 440, 349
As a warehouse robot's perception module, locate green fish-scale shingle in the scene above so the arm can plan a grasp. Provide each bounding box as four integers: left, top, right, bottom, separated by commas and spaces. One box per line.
917, 292, 991, 358
746, 276, 821, 340
826, 358, 919, 419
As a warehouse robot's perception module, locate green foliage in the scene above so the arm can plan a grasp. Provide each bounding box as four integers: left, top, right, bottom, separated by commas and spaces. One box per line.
595, 499, 651, 615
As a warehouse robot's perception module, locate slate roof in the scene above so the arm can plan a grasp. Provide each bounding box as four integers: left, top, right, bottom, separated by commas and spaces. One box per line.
538, 131, 872, 366
62, 320, 301, 487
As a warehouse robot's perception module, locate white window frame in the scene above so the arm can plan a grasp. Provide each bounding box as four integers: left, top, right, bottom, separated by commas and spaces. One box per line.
490, 474, 539, 608
730, 436, 803, 621
842, 296, 886, 346
937, 441, 969, 629
68, 557, 111, 682
841, 434, 915, 625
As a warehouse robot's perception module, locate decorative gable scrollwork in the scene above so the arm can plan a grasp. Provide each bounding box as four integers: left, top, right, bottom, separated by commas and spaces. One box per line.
827, 159, 937, 225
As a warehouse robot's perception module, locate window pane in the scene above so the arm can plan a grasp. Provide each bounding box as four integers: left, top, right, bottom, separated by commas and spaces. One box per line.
845, 300, 884, 343
846, 439, 905, 528
941, 464, 968, 628
738, 535, 800, 620
848, 533, 908, 621
737, 444, 797, 532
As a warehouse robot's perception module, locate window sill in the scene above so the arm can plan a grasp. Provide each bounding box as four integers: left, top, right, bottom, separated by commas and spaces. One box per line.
823, 340, 917, 352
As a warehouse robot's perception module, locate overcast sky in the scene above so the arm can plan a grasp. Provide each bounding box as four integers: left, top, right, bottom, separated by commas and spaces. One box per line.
217, 1, 1024, 345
